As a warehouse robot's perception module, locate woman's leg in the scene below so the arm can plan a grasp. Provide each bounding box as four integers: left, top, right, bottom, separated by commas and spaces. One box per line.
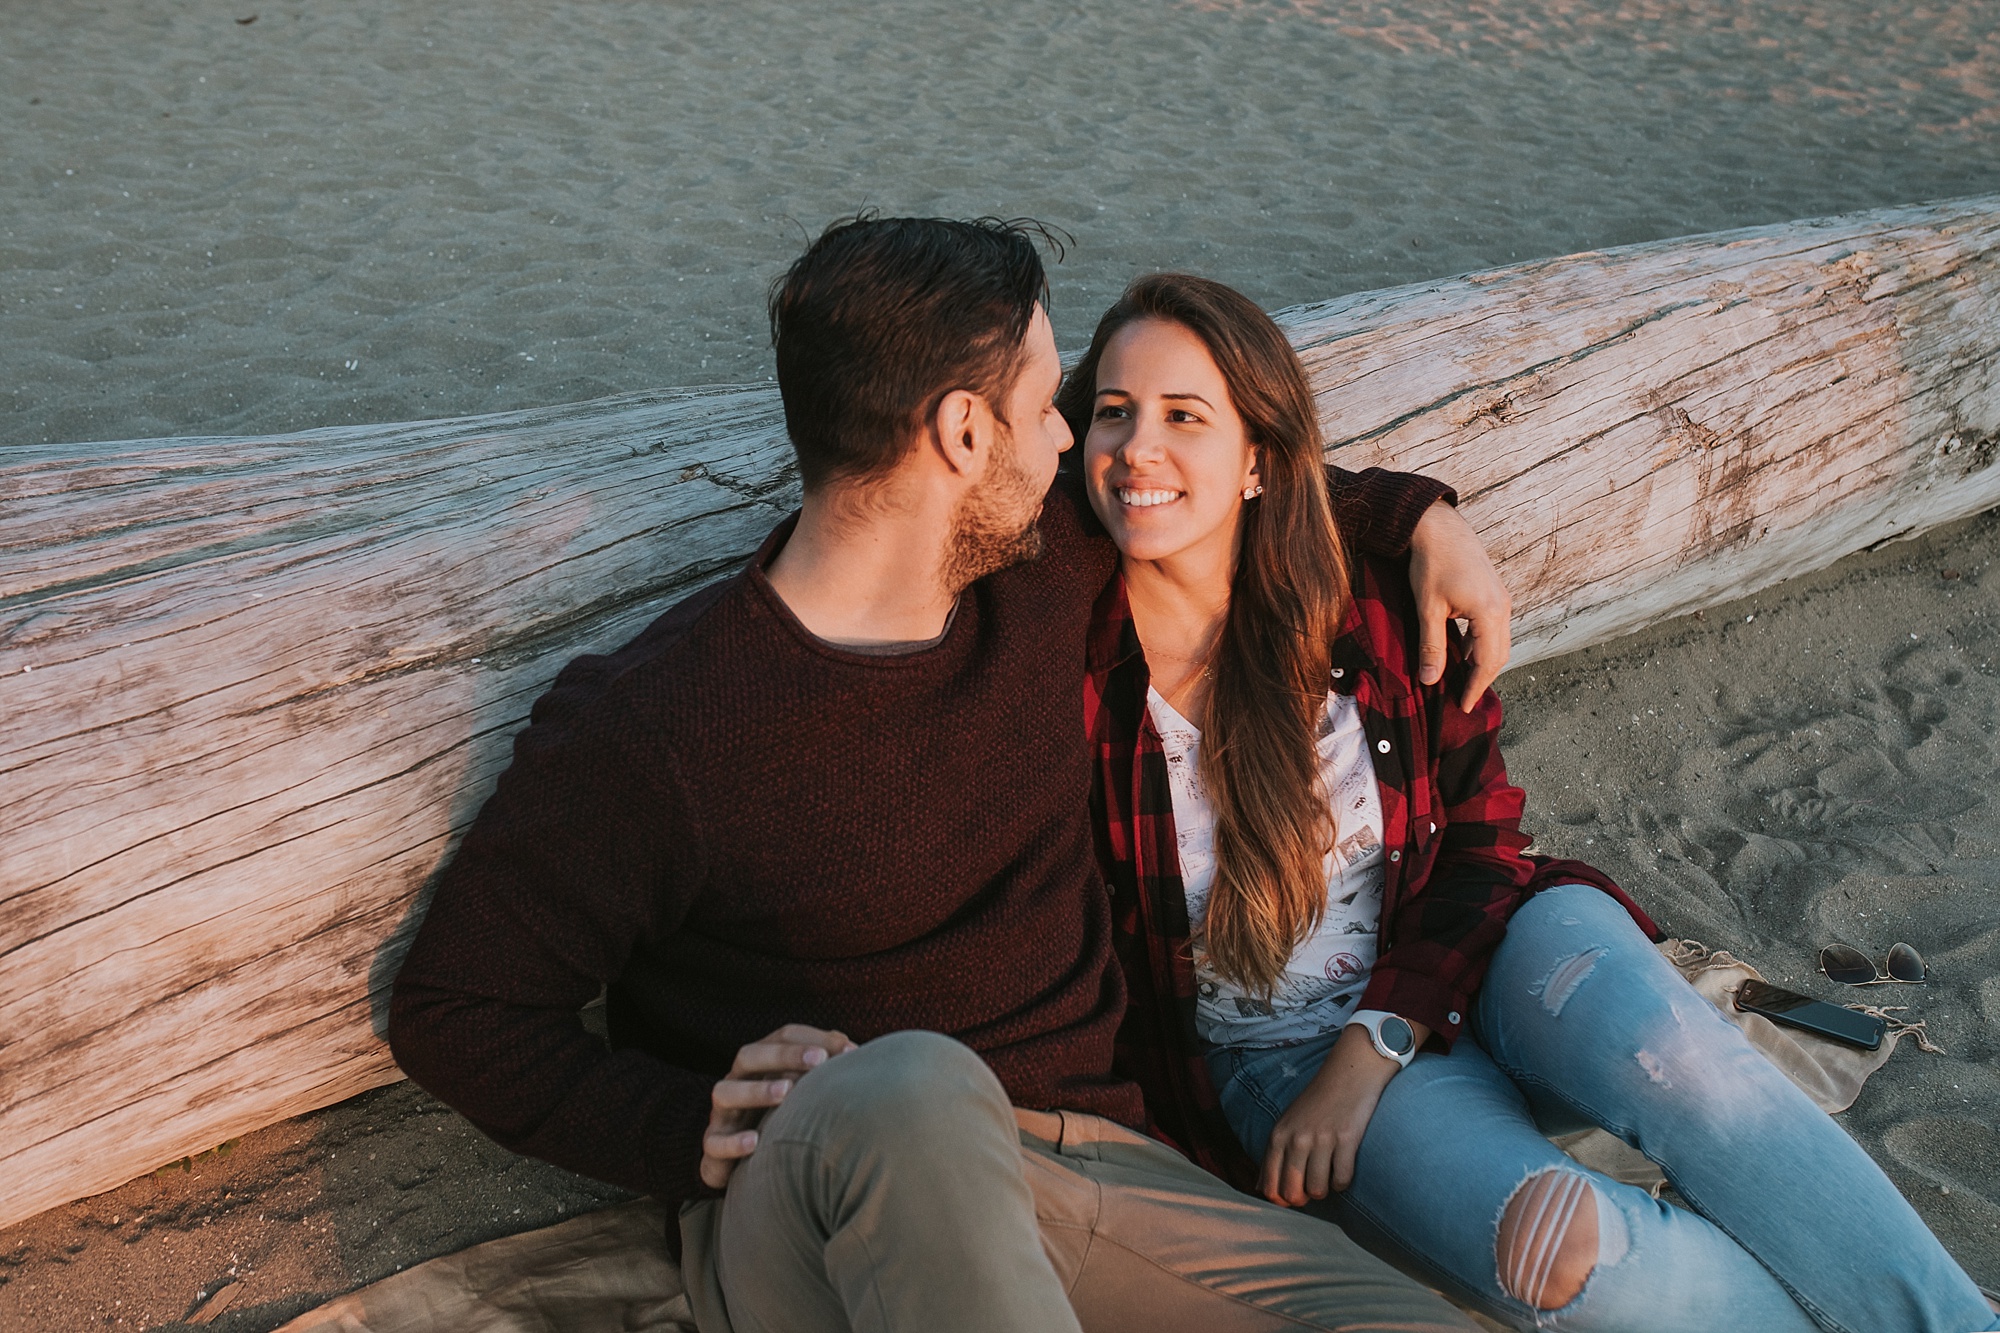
1477, 882, 1999, 1333
1210, 1035, 1823, 1331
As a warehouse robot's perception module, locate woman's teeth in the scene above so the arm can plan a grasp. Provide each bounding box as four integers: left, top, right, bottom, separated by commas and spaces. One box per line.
1117, 487, 1183, 508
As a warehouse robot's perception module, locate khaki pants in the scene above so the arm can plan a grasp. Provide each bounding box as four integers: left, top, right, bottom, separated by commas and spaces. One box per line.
680, 1031, 1470, 1333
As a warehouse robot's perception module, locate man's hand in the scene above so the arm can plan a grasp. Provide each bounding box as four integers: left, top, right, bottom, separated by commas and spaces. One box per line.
1407, 500, 1511, 711
1260, 1021, 1422, 1206
699, 1023, 856, 1190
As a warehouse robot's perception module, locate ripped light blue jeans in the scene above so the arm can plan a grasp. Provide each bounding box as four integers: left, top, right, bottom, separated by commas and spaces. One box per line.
1207, 884, 1998, 1333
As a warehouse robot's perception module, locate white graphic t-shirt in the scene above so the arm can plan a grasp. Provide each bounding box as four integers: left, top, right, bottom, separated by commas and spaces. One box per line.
1148, 687, 1386, 1049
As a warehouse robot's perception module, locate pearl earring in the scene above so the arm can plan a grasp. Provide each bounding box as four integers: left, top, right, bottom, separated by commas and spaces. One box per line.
1242, 484, 1264, 500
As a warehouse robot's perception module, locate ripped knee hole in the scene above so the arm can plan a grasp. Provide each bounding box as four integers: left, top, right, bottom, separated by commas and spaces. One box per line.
1497, 1170, 1599, 1311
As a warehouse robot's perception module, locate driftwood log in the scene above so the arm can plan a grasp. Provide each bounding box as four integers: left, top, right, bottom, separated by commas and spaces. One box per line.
4, 195, 1997, 1230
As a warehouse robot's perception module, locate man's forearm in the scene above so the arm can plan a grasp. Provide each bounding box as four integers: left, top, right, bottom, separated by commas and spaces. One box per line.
388, 980, 715, 1210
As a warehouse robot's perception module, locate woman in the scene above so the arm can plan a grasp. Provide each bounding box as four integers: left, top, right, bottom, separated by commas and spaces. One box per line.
1062, 272, 1998, 1332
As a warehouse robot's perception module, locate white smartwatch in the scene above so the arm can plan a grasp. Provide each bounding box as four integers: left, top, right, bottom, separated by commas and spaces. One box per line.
1347, 1009, 1418, 1069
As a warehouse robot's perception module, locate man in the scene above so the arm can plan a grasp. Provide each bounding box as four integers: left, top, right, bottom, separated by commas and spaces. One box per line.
390, 216, 1508, 1333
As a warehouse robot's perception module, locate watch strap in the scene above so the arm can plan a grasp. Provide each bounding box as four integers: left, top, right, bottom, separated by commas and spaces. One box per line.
1348, 1009, 1417, 1069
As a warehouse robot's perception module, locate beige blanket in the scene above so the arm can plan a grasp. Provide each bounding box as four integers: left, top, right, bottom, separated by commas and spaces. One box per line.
1550, 941, 1929, 1191
276, 943, 1929, 1333
274, 1197, 694, 1333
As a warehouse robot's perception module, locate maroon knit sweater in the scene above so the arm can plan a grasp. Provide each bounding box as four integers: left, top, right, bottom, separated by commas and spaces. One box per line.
388, 465, 1449, 1225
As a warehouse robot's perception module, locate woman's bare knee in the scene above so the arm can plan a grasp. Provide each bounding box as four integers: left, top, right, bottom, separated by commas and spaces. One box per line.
1497, 1170, 1600, 1311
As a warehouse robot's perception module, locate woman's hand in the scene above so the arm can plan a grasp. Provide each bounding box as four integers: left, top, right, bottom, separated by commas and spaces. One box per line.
1260, 1019, 1427, 1206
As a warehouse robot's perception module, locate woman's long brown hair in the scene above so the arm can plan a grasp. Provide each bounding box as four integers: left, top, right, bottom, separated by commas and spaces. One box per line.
1058, 274, 1351, 996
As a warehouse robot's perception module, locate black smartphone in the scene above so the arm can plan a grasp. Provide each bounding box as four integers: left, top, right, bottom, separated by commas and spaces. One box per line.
1734, 980, 1885, 1051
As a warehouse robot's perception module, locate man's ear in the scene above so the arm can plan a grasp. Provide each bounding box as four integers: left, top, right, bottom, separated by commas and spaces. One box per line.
928, 388, 992, 480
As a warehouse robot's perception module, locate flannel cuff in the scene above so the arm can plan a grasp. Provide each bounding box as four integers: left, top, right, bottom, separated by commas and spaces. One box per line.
1359, 965, 1475, 1050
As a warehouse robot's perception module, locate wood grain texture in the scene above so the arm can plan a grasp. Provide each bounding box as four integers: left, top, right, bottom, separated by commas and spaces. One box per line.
4, 195, 1997, 1230
1288, 196, 2000, 662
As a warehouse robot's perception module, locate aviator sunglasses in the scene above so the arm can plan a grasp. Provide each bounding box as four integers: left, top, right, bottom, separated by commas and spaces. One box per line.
1818, 941, 1927, 986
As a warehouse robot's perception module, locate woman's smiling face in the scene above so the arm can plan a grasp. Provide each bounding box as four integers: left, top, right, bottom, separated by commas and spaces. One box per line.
1083, 317, 1260, 569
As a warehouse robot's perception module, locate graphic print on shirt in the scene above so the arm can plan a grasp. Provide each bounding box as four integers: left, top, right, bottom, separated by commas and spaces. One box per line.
1150, 687, 1386, 1048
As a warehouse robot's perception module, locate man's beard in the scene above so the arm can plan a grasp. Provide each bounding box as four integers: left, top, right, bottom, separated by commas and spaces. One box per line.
941, 429, 1045, 593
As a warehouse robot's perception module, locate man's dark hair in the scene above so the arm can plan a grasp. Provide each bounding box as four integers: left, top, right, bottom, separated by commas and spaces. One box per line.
768, 215, 1059, 490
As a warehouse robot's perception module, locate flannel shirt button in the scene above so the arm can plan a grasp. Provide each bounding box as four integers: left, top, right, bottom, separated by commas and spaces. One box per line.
1448, 1010, 1462, 1025
1331, 667, 1344, 679
1376, 739, 1391, 753
1389, 850, 1401, 862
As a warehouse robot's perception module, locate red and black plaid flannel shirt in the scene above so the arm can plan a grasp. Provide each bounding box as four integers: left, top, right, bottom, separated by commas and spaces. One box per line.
1085, 504, 1662, 1191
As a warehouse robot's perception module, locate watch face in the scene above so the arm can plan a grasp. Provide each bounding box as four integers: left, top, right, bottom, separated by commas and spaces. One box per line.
1380, 1015, 1415, 1055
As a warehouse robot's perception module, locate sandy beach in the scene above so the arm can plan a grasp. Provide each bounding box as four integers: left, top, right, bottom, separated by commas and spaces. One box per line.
3, 0, 1998, 1328
6, 0, 1999, 448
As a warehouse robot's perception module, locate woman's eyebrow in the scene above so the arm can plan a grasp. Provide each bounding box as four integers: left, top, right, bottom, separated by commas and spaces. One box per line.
1092, 388, 1213, 407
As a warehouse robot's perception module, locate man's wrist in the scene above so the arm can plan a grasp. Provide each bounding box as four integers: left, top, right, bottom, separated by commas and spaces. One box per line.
1409, 496, 1463, 545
